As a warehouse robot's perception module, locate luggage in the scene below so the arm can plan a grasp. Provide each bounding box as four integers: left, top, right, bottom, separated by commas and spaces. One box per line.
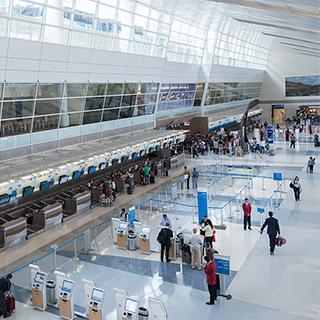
127, 186, 133, 194
6, 292, 15, 316
215, 274, 220, 291
150, 175, 155, 184
275, 236, 287, 247
182, 250, 191, 264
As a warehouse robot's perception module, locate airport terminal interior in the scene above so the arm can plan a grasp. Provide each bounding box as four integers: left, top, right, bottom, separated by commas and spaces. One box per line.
0, 0, 319, 319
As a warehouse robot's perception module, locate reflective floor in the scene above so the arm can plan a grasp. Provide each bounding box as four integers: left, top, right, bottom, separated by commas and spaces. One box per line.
7, 140, 320, 319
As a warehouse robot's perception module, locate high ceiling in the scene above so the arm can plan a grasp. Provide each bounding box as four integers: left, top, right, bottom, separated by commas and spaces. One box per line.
139, 0, 320, 57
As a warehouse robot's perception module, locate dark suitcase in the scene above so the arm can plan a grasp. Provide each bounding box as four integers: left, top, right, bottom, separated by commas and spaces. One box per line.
6, 293, 15, 315
150, 175, 155, 184
127, 186, 133, 194
182, 250, 191, 264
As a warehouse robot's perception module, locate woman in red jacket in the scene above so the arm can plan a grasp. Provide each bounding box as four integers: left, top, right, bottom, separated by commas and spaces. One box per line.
242, 198, 252, 230
204, 255, 217, 305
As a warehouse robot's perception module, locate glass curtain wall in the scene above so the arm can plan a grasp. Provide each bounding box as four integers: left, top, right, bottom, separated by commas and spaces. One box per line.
0, 81, 159, 137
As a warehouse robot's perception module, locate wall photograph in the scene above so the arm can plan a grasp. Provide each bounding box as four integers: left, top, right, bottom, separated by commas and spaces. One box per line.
285, 75, 320, 97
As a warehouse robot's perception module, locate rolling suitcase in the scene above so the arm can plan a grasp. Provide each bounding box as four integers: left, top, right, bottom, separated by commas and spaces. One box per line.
6, 292, 15, 316
127, 186, 133, 194
150, 175, 155, 184
181, 244, 191, 264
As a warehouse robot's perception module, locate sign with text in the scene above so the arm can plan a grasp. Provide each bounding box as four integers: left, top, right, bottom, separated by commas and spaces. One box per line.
267, 125, 274, 144
197, 188, 208, 224
257, 207, 265, 214
273, 172, 283, 181
129, 206, 135, 225
215, 254, 231, 276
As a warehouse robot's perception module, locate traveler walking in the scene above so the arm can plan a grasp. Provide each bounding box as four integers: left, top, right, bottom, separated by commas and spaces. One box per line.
188, 228, 203, 270
290, 176, 302, 201
160, 214, 172, 229
260, 211, 281, 255
290, 133, 296, 148
242, 198, 252, 230
307, 157, 315, 173
183, 166, 191, 190
0, 274, 12, 318
201, 219, 215, 250
203, 255, 217, 305
192, 168, 199, 189
157, 223, 173, 263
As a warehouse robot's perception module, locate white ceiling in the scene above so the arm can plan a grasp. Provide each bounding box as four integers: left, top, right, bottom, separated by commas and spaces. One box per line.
139, 0, 320, 56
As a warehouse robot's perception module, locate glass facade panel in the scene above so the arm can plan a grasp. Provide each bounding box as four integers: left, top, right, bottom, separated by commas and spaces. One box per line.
62, 98, 86, 112
84, 97, 105, 110
119, 107, 134, 119
2, 100, 34, 119
124, 83, 139, 94
37, 83, 64, 98
60, 112, 82, 127
121, 94, 136, 106
4, 83, 36, 100
87, 83, 106, 96
106, 83, 123, 95
102, 108, 119, 121
104, 95, 122, 108
33, 114, 60, 132
66, 83, 86, 97
83, 110, 102, 124
35, 99, 61, 115
0, 118, 32, 136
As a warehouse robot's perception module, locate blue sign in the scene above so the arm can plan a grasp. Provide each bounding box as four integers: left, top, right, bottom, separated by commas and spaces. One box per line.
129, 206, 135, 225
273, 172, 283, 181
267, 125, 274, 144
197, 188, 208, 224
215, 255, 231, 276
257, 207, 265, 214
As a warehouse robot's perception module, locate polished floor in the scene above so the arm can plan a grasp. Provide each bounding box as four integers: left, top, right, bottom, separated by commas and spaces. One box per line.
6, 140, 320, 319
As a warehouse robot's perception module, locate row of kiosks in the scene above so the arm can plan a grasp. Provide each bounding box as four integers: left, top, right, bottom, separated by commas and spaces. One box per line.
113, 218, 151, 253
31, 268, 105, 320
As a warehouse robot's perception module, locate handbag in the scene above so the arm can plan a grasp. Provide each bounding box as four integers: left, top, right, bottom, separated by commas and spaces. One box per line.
289, 182, 294, 189
275, 236, 287, 247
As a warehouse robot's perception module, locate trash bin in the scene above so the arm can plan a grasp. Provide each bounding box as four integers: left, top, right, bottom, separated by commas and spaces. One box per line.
128, 231, 137, 251
46, 280, 57, 305
138, 307, 149, 320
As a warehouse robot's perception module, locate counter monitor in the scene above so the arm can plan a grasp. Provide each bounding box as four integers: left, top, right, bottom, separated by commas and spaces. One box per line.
99, 162, 107, 170
34, 272, 45, 284
39, 181, 50, 192
59, 175, 68, 184
88, 166, 96, 175
23, 186, 35, 197
125, 298, 138, 314
61, 280, 73, 293
140, 150, 145, 156
72, 171, 81, 180
131, 152, 138, 159
0, 193, 11, 206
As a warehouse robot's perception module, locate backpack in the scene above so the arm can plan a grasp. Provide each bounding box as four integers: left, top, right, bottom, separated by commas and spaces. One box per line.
157, 229, 166, 244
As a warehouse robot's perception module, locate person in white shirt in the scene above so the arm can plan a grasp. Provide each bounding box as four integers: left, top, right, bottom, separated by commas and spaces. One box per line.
188, 228, 203, 270
160, 214, 172, 229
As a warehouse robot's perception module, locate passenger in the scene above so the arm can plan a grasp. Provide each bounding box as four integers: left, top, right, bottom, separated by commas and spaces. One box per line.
183, 166, 191, 190
260, 211, 281, 255
0, 274, 12, 318
242, 198, 252, 231
307, 157, 315, 173
203, 255, 217, 305
285, 128, 290, 141
188, 228, 203, 270
290, 133, 296, 148
158, 222, 173, 263
201, 219, 215, 251
290, 176, 302, 201
120, 208, 128, 221
143, 164, 150, 184
160, 214, 172, 229
192, 167, 199, 189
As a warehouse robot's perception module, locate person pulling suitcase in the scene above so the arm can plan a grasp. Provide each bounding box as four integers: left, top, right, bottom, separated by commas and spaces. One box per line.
0, 274, 13, 318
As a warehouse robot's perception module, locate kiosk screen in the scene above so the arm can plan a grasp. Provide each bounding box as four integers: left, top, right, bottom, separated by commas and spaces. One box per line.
125, 299, 138, 313
142, 227, 149, 234
91, 289, 104, 303
62, 280, 73, 293
140, 150, 145, 156
88, 166, 96, 174
35, 272, 45, 283
131, 152, 138, 159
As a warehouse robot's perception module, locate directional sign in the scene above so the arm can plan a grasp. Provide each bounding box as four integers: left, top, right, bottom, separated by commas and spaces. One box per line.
273, 172, 283, 181
197, 188, 208, 224
257, 207, 265, 214
214, 254, 231, 276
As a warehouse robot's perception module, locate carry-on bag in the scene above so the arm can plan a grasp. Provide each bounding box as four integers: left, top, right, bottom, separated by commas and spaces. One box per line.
6, 292, 16, 316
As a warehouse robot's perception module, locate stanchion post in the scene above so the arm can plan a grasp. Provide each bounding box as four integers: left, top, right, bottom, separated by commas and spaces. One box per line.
149, 199, 152, 213
73, 238, 78, 260
220, 208, 224, 226
175, 203, 178, 221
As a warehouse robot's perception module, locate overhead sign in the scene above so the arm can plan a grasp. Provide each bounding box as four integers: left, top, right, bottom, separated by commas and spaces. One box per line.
215, 254, 231, 276
273, 172, 283, 181
197, 188, 208, 224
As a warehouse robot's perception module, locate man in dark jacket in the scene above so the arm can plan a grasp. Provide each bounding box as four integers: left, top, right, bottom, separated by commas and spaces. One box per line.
0, 274, 12, 318
159, 223, 174, 263
260, 211, 281, 255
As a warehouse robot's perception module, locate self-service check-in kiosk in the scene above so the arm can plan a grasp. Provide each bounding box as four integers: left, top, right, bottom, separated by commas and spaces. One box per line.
117, 222, 128, 249
59, 279, 75, 320
88, 287, 105, 320
122, 297, 139, 320
140, 226, 151, 254
32, 271, 48, 310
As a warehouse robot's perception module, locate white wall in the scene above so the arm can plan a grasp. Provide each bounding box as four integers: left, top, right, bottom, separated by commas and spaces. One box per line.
259, 40, 320, 121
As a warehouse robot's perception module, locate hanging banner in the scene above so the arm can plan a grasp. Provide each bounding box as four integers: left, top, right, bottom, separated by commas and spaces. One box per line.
129, 206, 135, 225
197, 188, 208, 224
267, 125, 274, 144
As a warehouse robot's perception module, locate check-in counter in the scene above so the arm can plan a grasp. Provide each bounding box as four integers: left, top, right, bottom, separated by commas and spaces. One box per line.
0, 216, 27, 248
62, 188, 91, 217
31, 201, 63, 230
115, 178, 125, 193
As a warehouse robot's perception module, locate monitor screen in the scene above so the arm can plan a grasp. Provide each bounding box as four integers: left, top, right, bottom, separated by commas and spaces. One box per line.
0, 194, 11, 206
39, 181, 50, 192
155, 145, 160, 151
140, 150, 145, 156
99, 162, 107, 170
112, 159, 118, 165
88, 166, 96, 175
59, 175, 68, 184
132, 152, 138, 159
91, 289, 104, 302
34, 272, 45, 283
72, 171, 82, 180
62, 280, 73, 293
125, 299, 138, 313
121, 155, 128, 162
142, 227, 149, 234
149, 147, 154, 153
23, 186, 34, 197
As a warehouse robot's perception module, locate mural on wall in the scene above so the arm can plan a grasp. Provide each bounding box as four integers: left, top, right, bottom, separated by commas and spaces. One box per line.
285, 75, 320, 97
